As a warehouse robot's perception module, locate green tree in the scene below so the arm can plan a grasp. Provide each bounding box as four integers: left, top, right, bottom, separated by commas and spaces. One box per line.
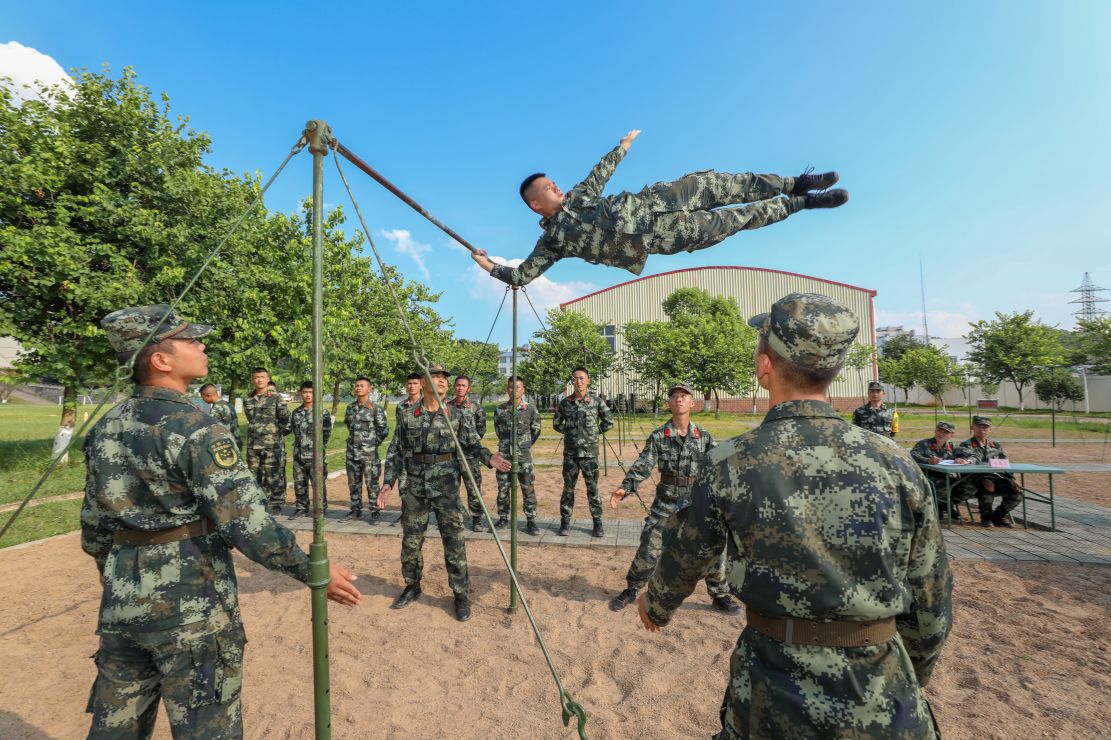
521, 309, 613, 395
1076, 316, 1111, 375
879, 332, 926, 361
967, 311, 1065, 410
839, 343, 877, 397
1034, 369, 1085, 411
878, 356, 915, 405
900, 345, 961, 411
621, 320, 687, 413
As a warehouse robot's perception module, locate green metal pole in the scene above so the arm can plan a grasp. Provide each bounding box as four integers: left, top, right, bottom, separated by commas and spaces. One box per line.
304, 119, 333, 740
509, 287, 520, 613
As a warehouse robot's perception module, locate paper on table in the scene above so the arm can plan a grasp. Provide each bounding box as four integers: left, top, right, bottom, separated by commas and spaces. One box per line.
939, 460, 956, 465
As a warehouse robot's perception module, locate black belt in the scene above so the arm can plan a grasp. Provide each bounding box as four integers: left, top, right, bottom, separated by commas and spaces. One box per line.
113, 518, 216, 547
408, 453, 455, 464
660, 473, 695, 487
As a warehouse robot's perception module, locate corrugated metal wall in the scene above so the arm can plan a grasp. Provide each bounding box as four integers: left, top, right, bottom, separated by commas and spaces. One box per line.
560, 266, 877, 404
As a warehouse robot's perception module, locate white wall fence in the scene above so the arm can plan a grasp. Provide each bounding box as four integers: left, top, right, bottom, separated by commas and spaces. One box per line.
877, 374, 1111, 413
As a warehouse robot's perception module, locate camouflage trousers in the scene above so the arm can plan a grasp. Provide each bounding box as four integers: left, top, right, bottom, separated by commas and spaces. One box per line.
457, 457, 484, 518
715, 629, 939, 740
627, 490, 729, 598
496, 463, 537, 518
561, 455, 602, 519
400, 489, 469, 596
247, 445, 285, 506
639, 171, 796, 256
345, 454, 380, 513
292, 458, 328, 512
964, 474, 1022, 518
86, 619, 246, 739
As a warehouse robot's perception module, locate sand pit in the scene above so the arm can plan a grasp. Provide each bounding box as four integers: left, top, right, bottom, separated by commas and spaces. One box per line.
2, 529, 1110, 739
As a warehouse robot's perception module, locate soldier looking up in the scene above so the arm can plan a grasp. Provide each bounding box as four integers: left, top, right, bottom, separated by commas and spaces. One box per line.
377, 364, 511, 621
639, 293, 952, 739
552, 366, 614, 537
290, 381, 333, 518
342, 376, 389, 522
243, 368, 291, 514
471, 130, 846, 286
447, 374, 489, 532
82, 304, 360, 738
608, 383, 739, 615
852, 380, 895, 438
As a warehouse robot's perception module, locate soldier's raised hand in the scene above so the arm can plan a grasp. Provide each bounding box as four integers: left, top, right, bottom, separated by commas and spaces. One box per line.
619, 129, 641, 151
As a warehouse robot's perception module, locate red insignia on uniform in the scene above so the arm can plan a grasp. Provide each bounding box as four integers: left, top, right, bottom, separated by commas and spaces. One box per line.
414, 408, 421, 417
664, 426, 671, 438
693, 426, 701, 439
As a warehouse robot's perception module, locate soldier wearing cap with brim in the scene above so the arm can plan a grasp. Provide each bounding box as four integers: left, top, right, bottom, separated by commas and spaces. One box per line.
607, 382, 739, 614
910, 420, 974, 523
954, 415, 1021, 528
853, 380, 896, 438
82, 304, 361, 738
637, 293, 952, 739
377, 363, 512, 621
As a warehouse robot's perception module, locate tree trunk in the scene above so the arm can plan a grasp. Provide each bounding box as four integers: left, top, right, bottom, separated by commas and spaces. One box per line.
53, 384, 78, 465
713, 389, 721, 419
227, 377, 239, 410
702, 390, 712, 414
331, 377, 342, 415
1015, 383, 1025, 411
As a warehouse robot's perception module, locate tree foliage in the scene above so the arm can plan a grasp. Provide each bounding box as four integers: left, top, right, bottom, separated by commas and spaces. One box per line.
1076, 316, 1111, 375
900, 344, 961, 410
966, 311, 1064, 410
1034, 369, 1085, 411
520, 309, 613, 395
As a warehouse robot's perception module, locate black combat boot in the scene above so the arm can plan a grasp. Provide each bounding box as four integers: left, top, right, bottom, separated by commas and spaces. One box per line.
980, 512, 995, 528
790, 168, 839, 195
390, 583, 422, 609
592, 518, 605, 538
270, 504, 283, 515
711, 594, 742, 614
949, 505, 964, 524
803, 189, 849, 209
525, 518, 539, 536
369, 510, 382, 523
454, 594, 472, 622
342, 508, 362, 521
494, 516, 509, 530
558, 517, 570, 536
472, 516, 488, 533
992, 507, 1014, 528
609, 587, 638, 611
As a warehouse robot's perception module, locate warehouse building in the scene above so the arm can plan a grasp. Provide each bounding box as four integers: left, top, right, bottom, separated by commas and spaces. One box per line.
559, 266, 878, 412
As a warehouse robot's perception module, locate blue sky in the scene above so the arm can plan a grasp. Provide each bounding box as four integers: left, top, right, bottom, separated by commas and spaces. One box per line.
5, 1, 1110, 348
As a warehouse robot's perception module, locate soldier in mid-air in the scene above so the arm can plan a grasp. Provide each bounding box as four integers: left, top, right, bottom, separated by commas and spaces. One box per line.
343, 376, 389, 522
493, 377, 542, 535
200, 382, 239, 450
552, 366, 614, 537
852, 380, 896, 438
955, 415, 1021, 528
447, 374, 489, 532
608, 383, 739, 614
290, 380, 333, 518
243, 368, 291, 513
377, 364, 511, 621
471, 129, 846, 286
639, 293, 951, 739
82, 304, 360, 738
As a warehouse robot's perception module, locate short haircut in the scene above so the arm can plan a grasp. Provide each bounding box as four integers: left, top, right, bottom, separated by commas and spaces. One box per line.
251, 367, 269, 376
507, 377, 524, 386
355, 376, 372, 385
267, 381, 277, 388
455, 375, 471, 384
300, 381, 313, 390
199, 383, 217, 394
757, 334, 839, 392
571, 366, 589, 377
519, 173, 545, 204
406, 372, 423, 381
129, 341, 176, 384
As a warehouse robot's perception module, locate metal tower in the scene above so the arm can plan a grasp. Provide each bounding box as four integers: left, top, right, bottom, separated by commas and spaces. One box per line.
1070, 272, 1108, 322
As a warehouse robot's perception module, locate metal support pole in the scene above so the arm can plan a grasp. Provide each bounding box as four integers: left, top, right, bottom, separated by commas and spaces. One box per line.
304, 119, 333, 740
509, 287, 520, 613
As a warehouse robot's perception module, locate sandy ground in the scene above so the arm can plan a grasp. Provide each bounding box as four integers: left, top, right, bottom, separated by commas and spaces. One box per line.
2, 530, 1109, 739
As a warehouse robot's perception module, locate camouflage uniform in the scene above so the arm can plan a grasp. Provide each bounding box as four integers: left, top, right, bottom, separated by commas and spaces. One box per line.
909, 432, 971, 512
645, 294, 952, 740
384, 401, 493, 596
384, 398, 418, 495
290, 404, 333, 513
852, 402, 895, 437
242, 389, 291, 507
447, 396, 487, 519
206, 398, 240, 450
83, 306, 311, 739
552, 391, 614, 520
343, 399, 389, 514
619, 420, 729, 598
955, 435, 1021, 522
493, 400, 542, 519
490, 146, 804, 286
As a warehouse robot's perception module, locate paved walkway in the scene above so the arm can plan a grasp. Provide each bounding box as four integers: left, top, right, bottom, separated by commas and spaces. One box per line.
282, 490, 1111, 565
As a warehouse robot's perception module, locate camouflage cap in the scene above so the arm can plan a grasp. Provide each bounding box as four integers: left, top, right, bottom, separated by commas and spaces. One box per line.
667, 383, 695, 398
972, 415, 993, 427
425, 363, 450, 377
101, 304, 212, 360
867, 381, 884, 391
936, 421, 956, 432
748, 293, 859, 370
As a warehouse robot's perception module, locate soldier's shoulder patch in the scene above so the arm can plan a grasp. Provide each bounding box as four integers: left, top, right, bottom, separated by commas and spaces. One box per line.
209, 437, 240, 468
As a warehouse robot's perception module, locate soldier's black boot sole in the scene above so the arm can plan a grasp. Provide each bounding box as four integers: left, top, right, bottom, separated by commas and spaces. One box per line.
790, 169, 839, 195
454, 596, 471, 622
803, 189, 849, 209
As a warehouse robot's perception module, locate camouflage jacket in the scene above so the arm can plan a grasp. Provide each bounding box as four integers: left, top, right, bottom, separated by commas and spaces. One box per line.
290, 405, 333, 464
207, 399, 239, 439
620, 420, 715, 508
552, 391, 614, 458
491, 146, 656, 286
645, 401, 951, 688
852, 402, 895, 437
344, 399, 388, 459
384, 398, 418, 470
383, 401, 493, 496
909, 437, 959, 465
446, 396, 487, 459
81, 386, 310, 634
493, 401, 542, 461
242, 390, 291, 449
955, 437, 1013, 478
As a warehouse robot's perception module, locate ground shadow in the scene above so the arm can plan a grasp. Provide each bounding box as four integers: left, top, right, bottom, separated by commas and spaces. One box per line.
0, 710, 53, 740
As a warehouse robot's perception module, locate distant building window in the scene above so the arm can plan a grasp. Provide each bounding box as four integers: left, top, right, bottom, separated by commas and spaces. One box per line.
600, 325, 616, 352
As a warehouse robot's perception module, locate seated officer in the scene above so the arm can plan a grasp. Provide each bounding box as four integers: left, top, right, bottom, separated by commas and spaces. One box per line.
955, 415, 1021, 528
909, 421, 973, 523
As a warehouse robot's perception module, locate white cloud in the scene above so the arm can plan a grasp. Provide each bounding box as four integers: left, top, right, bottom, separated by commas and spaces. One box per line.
378, 228, 431, 281
467, 255, 597, 314
875, 308, 977, 338
0, 42, 72, 102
